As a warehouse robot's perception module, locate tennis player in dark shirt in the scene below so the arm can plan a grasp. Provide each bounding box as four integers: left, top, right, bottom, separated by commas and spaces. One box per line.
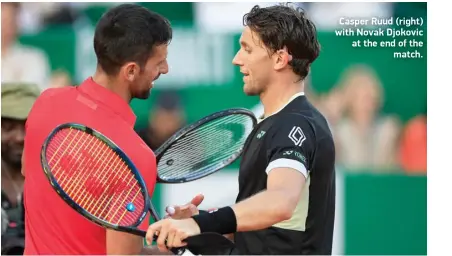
146, 4, 336, 255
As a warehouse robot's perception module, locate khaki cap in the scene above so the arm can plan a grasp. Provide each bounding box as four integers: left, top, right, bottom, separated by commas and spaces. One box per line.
1, 83, 41, 120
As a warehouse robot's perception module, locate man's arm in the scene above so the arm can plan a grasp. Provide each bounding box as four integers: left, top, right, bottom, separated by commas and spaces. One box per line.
106, 230, 144, 255
231, 167, 306, 231
192, 115, 314, 233
146, 116, 314, 250
106, 214, 153, 254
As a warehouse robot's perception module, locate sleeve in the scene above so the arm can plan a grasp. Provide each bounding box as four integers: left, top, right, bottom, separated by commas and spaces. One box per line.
264, 115, 315, 178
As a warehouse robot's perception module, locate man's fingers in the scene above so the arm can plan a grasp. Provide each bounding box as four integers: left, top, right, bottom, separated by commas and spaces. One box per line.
190, 194, 204, 206
174, 231, 189, 248
165, 195, 204, 219
179, 204, 191, 211
188, 204, 199, 214
166, 205, 183, 216
145, 228, 154, 245
166, 228, 177, 249
166, 204, 194, 219
156, 226, 170, 253
146, 223, 161, 244
166, 206, 176, 215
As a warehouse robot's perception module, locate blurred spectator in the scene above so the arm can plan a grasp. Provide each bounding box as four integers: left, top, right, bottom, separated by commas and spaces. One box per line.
0, 83, 38, 256
40, 3, 80, 27
138, 92, 186, 151
16, 3, 78, 34
48, 70, 72, 88
1, 83, 40, 256
398, 115, 427, 173
318, 86, 346, 136
1, 83, 40, 209
334, 65, 401, 171
1, 2, 51, 91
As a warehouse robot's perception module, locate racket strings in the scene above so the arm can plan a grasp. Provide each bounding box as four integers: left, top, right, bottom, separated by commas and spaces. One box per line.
160, 131, 239, 171
158, 124, 239, 171
45, 128, 146, 226
158, 115, 250, 167
157, 115, 254, 180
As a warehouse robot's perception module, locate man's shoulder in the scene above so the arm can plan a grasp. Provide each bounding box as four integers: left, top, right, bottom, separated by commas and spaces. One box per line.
270, 112, 310, 124
29, 87, 75, 117
33, 86, 75, 106
265, 110, 334, 148
277, 103, 332, 135
41, 86, 75, 98
265, 112, 314, 136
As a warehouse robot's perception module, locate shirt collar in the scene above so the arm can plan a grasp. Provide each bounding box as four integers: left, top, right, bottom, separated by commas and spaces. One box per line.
259, 91, 305, 121
78, 77, 136, 127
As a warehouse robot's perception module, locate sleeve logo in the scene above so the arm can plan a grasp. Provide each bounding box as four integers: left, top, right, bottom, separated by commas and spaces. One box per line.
288, 126, 306, 146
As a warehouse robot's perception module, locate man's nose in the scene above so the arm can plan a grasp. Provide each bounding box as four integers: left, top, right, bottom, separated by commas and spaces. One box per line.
232, 52, 243, 66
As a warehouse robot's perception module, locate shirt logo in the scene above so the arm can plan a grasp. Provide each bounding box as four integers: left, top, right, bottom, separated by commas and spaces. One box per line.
288, 126, 306, 146
283, 150, 293, 156
256, 130, 266, 139
283, 150, 307, 163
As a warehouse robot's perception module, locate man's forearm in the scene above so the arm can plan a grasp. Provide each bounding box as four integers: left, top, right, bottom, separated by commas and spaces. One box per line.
231, 189, 297, 232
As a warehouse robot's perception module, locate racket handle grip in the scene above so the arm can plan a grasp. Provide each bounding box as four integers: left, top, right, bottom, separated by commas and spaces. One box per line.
152, 235, 189, 255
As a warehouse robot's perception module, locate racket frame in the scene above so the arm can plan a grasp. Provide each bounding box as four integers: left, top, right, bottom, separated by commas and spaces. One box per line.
40, 123, 151, 237
154, 108, 257, 183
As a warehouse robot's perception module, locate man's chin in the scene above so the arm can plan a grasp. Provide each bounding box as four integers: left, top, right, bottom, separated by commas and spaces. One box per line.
243, 85, 259, 96
134, 90, 151, 100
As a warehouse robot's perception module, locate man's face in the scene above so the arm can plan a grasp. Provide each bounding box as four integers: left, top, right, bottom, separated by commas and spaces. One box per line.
1, 118, 25, 169
131, 44, 169, 99
232, 26, 274, 96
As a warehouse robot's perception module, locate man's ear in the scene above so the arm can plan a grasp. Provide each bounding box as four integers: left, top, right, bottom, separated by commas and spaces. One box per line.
121, 62, 141, 82
274, 47, 293, 71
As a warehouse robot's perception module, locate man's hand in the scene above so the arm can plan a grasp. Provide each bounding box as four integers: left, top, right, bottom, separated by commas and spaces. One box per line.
146, 218, 201, 253
165, 194, 204, 219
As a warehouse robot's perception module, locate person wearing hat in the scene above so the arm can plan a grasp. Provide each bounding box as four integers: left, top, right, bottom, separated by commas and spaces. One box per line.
1, 83, 40, 210
1, 83, 40, 255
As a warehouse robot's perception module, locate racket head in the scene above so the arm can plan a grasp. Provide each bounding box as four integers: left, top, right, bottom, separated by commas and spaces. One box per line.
40, 123, 151, 231
155, 108, 257, 183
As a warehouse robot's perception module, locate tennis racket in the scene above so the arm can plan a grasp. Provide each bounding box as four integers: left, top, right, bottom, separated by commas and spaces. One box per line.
155, 108, 257, 183
40, 123, 235, 255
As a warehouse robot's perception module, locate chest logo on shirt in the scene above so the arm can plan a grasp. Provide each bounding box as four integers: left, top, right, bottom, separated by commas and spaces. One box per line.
256, 130, 266, 139
288, 126, 306, 146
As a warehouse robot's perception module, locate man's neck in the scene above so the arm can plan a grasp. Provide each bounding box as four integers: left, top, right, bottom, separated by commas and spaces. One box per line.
92, 68, 131, 103
260, 80, 304, 118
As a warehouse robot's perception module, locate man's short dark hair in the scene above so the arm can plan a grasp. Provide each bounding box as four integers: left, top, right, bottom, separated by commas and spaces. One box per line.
243, 4, 320, 80
94, 4, 172, 75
